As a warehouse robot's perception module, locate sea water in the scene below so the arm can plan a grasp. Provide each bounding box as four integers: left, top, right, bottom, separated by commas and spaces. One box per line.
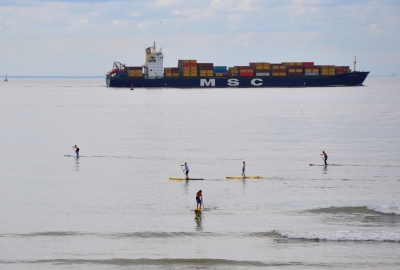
0, 77, 399, 269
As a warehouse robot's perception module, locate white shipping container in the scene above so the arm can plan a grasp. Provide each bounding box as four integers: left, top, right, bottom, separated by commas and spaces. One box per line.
255, 72, 270, 76
305, 72, 319, 76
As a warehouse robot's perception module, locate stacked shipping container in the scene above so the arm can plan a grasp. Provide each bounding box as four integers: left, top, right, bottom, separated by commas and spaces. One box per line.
228, 67, 239, 76
127, 66, 142, 77
198, 63, 214, 77
250, 62, 270, 76
336, 66, 350, 75
236, 66, 254, 77
214, 66, 228, 77
164, 67, 179, 77
271, 64, 287, 76
161, 60, 350, 78
284, 62, 303, 76
178, 60, 197, 77
320, 65, 336, 76
304, 65, 319, 76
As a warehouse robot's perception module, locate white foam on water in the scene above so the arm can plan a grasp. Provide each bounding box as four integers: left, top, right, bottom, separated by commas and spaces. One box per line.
367, 205, 400, 215
277, 230, 400, 242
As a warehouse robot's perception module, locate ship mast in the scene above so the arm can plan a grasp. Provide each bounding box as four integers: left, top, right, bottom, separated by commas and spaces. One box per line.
353, 56, 357, 72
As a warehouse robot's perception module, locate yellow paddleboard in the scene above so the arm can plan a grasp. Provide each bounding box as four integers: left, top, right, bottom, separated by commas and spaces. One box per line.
226, 176, 263, 179
194, 208, 203, 212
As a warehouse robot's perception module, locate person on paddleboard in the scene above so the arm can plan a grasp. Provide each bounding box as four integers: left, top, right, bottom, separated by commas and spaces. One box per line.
181, 162, 189, 179
73, 145, 80, 158
321, 151, 327, 165
242, 161, 246, 178
196, 190, 203, 209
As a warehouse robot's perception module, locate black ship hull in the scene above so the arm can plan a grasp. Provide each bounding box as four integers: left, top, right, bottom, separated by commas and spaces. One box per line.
106, 72, 369, 88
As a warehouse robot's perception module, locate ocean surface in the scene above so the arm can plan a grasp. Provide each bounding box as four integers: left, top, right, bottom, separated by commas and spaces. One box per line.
0, 77, 399, 269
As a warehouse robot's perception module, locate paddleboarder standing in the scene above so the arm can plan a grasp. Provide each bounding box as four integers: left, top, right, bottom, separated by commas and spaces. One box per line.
73, 145, 80, 158
321, 151, 328, 165
181, 162, 189, 179
241, 161, 246, 178
196, 190, 203, 209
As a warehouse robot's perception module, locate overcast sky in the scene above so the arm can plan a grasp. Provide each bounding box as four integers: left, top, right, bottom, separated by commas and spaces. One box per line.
1, 0, 399, 76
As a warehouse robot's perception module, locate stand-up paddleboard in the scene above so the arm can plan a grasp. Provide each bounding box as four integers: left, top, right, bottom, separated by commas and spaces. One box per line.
226, 176, 263, 179
64, 155, 82, 157
194, 208, 203, 213
169, 177, 204, 180
309, 164, 342, 166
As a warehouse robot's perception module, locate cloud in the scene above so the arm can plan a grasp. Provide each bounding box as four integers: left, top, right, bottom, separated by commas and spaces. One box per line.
154, 0, 183, 8
128, 10, 140, 17
208, 0, 259, 12
226, 14, 243, 29
0, 0, 399, 75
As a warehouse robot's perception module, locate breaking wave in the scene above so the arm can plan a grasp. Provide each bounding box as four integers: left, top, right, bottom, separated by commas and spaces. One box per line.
305, 205, 399, 215
276, 230, 400, 242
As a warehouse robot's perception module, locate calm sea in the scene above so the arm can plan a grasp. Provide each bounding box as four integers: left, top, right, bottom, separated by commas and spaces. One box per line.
0, 77, 399, 269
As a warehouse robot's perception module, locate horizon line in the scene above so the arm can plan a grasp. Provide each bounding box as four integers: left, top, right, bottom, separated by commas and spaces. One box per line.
5, 75, 104, 79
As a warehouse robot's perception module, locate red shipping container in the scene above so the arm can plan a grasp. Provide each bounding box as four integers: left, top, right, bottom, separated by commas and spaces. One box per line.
302, 62, 314, 66
127, 66, 142, 70
183, 63, 197, 67
239, 72, 254, 76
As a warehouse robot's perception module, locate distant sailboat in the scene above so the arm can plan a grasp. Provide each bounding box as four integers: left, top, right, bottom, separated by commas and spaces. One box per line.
4, 74, 8, 81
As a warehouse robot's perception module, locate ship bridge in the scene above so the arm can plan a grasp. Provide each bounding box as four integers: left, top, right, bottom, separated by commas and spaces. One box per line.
144, 42, 164, 79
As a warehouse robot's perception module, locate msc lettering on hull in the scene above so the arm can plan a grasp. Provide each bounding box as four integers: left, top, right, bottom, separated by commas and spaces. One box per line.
200, 78, 264, 87
200, 79, 215, 87
251, 78, 263, 86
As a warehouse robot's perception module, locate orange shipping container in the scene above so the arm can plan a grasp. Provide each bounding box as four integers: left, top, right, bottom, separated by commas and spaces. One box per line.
179, 60, 197, 63
288, 69, 302, 73
272, 65, 286, 69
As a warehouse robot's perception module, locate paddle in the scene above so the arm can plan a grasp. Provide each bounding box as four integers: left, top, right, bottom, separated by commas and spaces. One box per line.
180, 165, 186, 178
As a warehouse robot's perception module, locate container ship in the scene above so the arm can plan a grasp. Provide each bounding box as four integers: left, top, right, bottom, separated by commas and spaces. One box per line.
106, 43, 369, 88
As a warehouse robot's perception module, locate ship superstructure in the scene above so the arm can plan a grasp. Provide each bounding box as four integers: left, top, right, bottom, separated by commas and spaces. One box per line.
144, 42, 164, 79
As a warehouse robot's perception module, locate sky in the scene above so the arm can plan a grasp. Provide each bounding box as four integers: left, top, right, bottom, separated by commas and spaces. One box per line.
0, 0, 399, 76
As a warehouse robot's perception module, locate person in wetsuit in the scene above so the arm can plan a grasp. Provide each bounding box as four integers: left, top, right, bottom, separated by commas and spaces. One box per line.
196, 190, 203, 209
242, 161, 246, 178
321, 151, 328, 165
73, 145, 80, 158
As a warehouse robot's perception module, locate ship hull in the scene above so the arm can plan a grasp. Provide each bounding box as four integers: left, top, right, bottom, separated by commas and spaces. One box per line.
106, 72, 369, 88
